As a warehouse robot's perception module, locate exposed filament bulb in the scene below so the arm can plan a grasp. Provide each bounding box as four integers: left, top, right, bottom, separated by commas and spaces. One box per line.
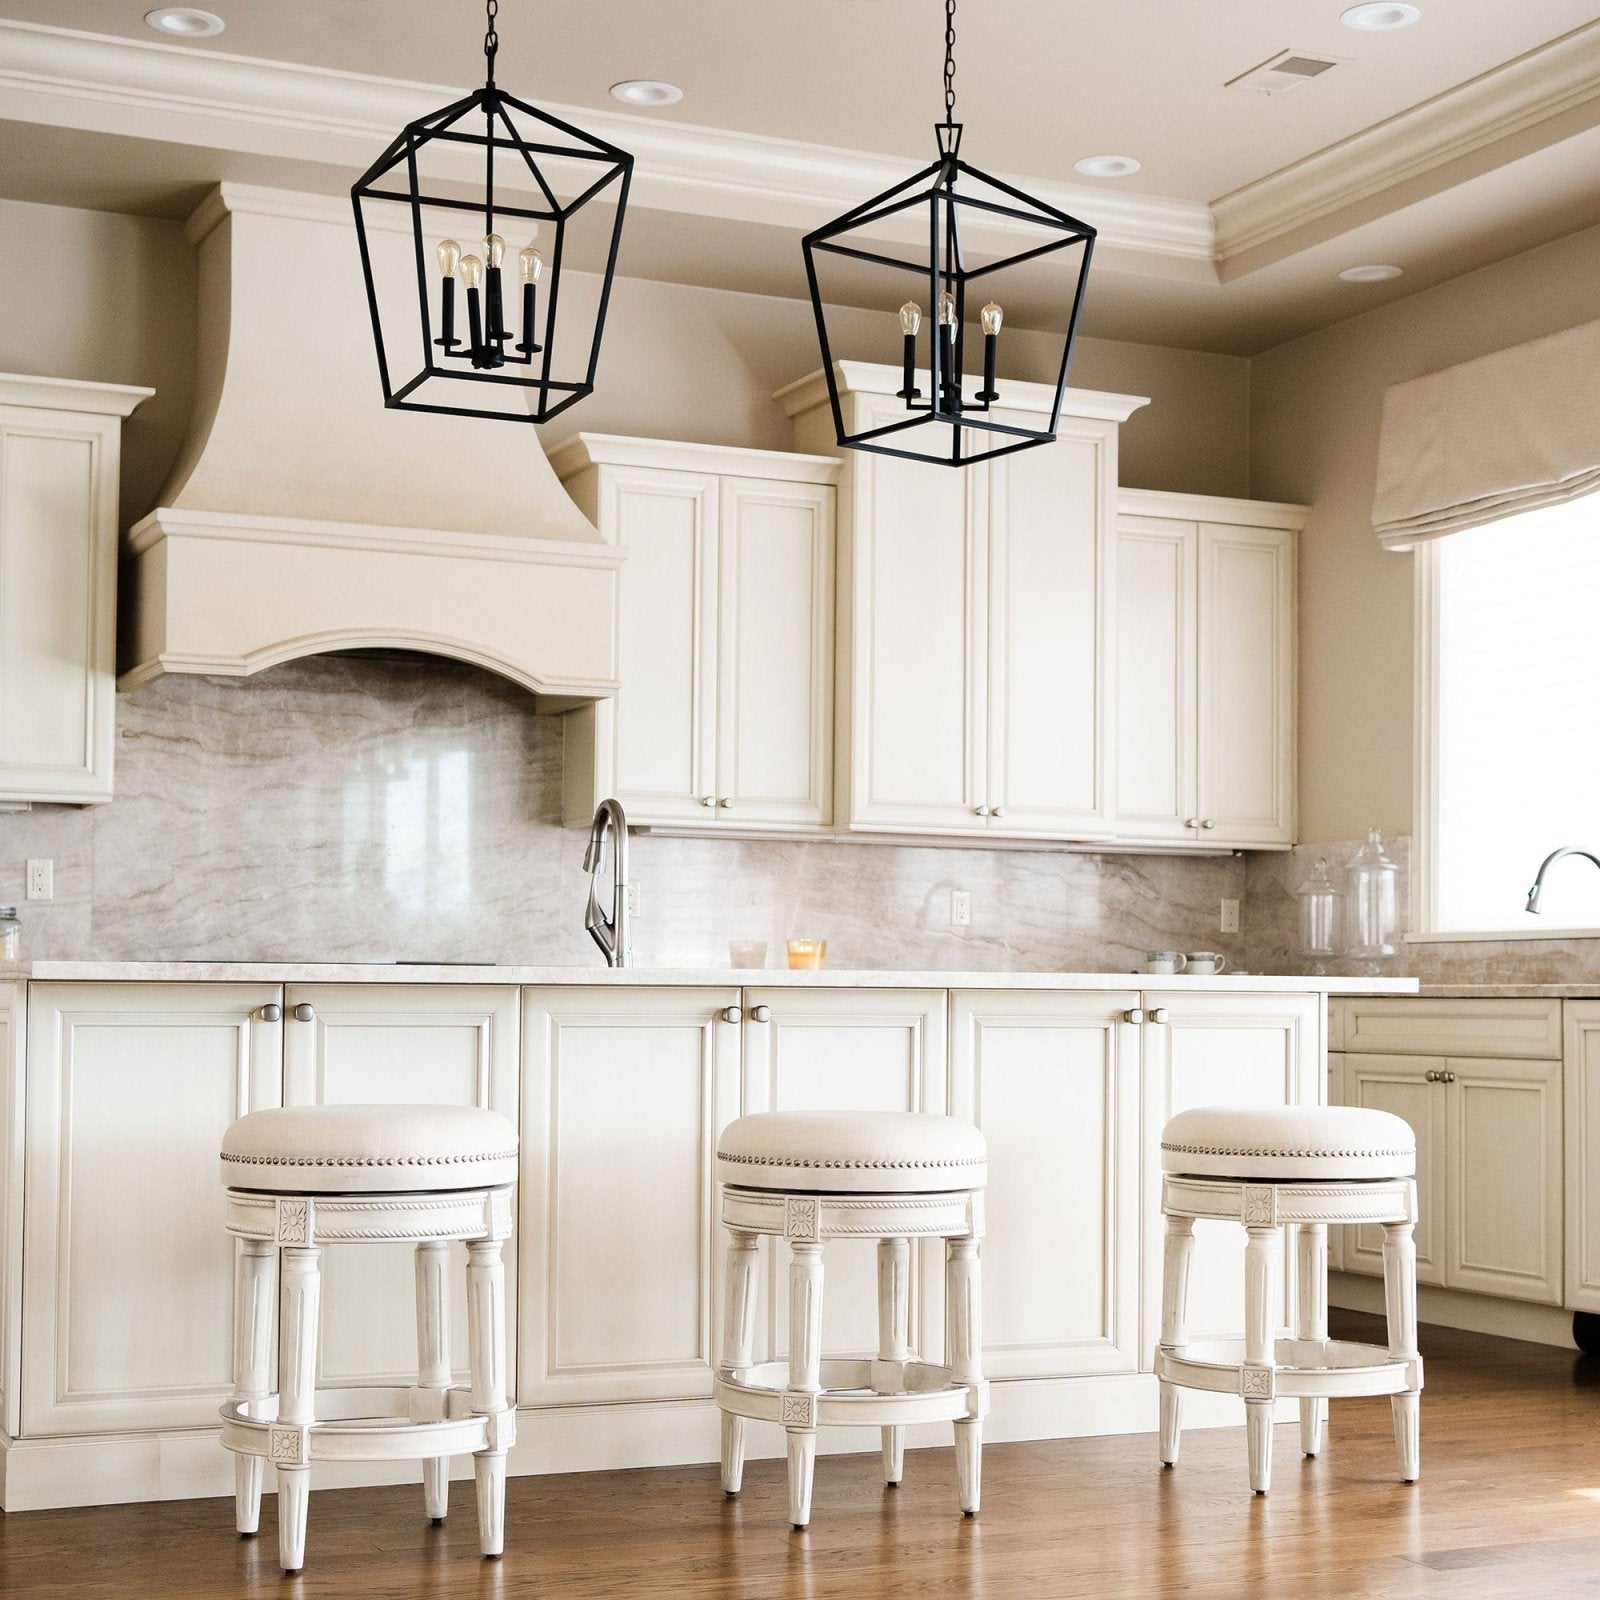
899, 300, 922, 336
459, 253, 484, 291
519, 246, 545, 284
437, 238, 462, 277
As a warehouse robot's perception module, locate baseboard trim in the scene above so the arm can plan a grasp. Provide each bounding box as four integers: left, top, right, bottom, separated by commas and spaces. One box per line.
1331, 1271, 1577, 1349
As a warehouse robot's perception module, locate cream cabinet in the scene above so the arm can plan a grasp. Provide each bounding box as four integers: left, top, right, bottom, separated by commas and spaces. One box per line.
0, 375, 151, 805
1561, 1003, 1600, 1312
554, 435, 838, 830
1115, 491, 1302, 849
785, 364, 1144, 840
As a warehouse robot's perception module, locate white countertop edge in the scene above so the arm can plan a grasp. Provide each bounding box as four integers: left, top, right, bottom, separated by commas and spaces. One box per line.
0, 961, 1418, 992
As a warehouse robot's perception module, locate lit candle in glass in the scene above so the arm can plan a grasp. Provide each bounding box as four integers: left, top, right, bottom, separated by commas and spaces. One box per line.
435, 238, 462, 353
459, 252, 486, 367
481, 232, 507, 366
937, 291, 959, 410
786, 938, 827, 971
516, 243, 544, 357
975, 300, 1003, 404
897, 300, 922, 401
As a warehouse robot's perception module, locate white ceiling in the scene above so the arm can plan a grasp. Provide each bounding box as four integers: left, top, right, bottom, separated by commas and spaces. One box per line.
2, 2, 1600, 353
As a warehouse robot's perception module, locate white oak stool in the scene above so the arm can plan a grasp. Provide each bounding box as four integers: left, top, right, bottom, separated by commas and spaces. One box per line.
218, 1103, 518, 1574
714, 1109, 988, 1529
1156, 1104, 1421, 1496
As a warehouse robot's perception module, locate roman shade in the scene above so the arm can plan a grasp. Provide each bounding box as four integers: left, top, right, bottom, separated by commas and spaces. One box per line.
1373, 316, 1600, 549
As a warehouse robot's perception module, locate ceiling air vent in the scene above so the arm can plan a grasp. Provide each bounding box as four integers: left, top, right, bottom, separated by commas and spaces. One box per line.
1226, 49, 1346, 96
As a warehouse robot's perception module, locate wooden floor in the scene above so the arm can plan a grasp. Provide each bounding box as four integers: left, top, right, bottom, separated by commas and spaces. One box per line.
6, 1312, 1600, 1599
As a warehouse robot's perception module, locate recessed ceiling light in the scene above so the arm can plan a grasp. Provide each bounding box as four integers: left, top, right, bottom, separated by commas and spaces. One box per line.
609, 80, 683, 107
1341, 3, 1421, 31
1339, 263, 1404, 282
1073, 154, 1141, 179
144, 7, 225, 37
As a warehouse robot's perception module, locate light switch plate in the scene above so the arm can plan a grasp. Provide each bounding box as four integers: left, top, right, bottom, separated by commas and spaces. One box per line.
626, 882, 642, 917
951, 889, 972, 928
26, 859, 53, 901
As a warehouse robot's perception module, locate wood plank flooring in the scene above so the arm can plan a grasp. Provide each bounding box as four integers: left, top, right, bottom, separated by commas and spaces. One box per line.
6, 1311, 1600, 1599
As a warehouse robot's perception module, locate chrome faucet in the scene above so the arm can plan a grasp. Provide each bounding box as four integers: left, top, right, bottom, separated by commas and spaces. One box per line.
583, 798, 630, 967
1526, 846, 1600, 913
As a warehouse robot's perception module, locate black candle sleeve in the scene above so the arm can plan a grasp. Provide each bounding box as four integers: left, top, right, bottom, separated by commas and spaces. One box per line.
517, 280, 543, 356
466, 286, 486, 368
483, 267, 506, 367
437, 277, 460, 353
897, 333, 921, 401
976, 332, 999, 404
939, 325, 960, 411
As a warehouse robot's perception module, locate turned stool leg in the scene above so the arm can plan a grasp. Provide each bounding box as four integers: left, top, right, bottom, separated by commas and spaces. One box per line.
467, 1238, 509, 1557
876, 1236, 911, 1487
415, 1240, 453, 1523
277, 1245, 321, 1575
231, 1239, 275, 1535
946, 1236, 983, 1516
720, 1229, 760, 1496
1383, 1218, 1422, 1483
1244, 1222, 1281, 1495
1295, 1222, 1329, 1458
1159, 1214, 1195, 1467
786, 1241, 825, 1530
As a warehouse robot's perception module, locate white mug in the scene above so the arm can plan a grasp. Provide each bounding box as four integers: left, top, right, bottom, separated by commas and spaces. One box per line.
1186, 951, 1227, 975
1145, 951, 1186, 975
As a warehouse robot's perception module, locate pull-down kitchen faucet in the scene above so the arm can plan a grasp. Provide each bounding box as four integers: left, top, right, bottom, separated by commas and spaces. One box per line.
583, 798, 630, 967
1526, 846, 1600, 913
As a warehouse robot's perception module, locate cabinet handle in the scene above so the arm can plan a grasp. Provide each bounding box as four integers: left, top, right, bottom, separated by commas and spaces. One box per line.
701, 796, 717, 807
722, 1005, 743, 1025
719, 798, 734, 809
974, 806, 989, 817
990, 806, 1007, 818
1150, 1007, 1170, 1025
750, 1005, 771, 1023
1124, 1008, 1146, 1025
1201, 819, 1216, 830
1185, 818, 1202, 829
293, 1003, 315, 1023
259, 1003, 282, 1023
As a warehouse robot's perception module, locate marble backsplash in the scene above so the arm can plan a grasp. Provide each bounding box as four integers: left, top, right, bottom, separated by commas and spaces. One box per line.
0, 656, 1250, 974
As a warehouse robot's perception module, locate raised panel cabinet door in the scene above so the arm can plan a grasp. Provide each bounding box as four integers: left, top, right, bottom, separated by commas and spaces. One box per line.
716, 476, 835, 826
742, 987, 949, 1365
0, 407, 120, 804
590, 467, 721, 822
846, 396, 987, 832
282, 984, 520, 1391
1197, 522, 1295, 847
1112, 515, 1197, 843
1338, 1053, 1446, 1286
1565, 1002, 1600, 1310
518, 987, 740, 1405
1, 983, 26, 1439
1140, 992, 1320, 1355
949, 990, 1141, 1379
1446, 1055, 1562, 1304
985, 417, 1116, 838
21, 982, 284, 1436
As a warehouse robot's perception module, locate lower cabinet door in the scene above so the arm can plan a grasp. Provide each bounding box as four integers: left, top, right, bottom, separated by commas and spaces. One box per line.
282, 983, 521, 1391
1446, 1054, 1562, 1304
949, 990, 1142, 1379
741, 987, 949, 1368
21, 982, 283, 1436
1142, 992, 1320, 1355
1565, 1002, 1600, 1311
1338, 1053, 1446, 1286
518, 987, 741, 1405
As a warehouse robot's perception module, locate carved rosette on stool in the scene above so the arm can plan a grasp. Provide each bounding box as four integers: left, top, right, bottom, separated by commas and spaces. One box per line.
713, 1109, 989, 1529
1154, 1104, 1422, 1495
218, 1103, 519, 1574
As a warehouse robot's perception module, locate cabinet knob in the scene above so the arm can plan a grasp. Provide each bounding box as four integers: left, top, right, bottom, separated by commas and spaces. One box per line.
1150, 1007, 1170, 1025
719, 798, 734, 809
974, 806, 989, 817
1124, 1007, 1146, 1025
990, 806, 1007, 818
1441, 1070, 1456, 1084
1201, 818, 1216, 830
259, 1003, 282, 1023
750, 1004, 771, 1023
1185, 818, 1202, 829
1425, 1069, 1440, 1083
722, 1005, 743, 1025
701, 796, 717, 808
293, 1003, 315, 1023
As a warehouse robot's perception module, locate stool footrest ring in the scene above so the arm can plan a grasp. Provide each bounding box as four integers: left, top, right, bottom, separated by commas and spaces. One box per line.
1157, 1338, 1423, 1401
716, 1357, 986, 1428
221, 1386, 516, 1465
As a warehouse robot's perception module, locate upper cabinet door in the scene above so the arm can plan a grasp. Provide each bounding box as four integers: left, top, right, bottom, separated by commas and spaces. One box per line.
0, 402, 125, 805
1113, 513, 1198, 843
1197, 521, 1296, 846
715, 476, 835, 827
846, 397, 988, 833
985, 417, 1117, 838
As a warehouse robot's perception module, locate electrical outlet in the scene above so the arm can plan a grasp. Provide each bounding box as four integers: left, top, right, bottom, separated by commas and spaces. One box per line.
626, 882, 642, 917
26, 859, 53, 901
1220, 897, 1240, 935
951, 889, 972, 928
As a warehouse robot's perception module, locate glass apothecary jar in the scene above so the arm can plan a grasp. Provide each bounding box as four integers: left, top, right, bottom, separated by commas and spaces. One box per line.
0, 905, 18, 962
1346, 829, 1399, 964
1295, 858, 1342, 970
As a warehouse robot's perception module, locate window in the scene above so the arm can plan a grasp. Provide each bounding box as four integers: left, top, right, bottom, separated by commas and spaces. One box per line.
1420, 490, 1600, 935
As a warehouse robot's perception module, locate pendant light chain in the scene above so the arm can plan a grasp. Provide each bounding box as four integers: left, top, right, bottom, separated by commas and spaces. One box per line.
484, 0, 499, 86
942, 0, 957, 126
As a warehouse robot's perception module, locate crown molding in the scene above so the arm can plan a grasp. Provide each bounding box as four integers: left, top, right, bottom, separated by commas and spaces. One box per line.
1213, 19, 1600, 269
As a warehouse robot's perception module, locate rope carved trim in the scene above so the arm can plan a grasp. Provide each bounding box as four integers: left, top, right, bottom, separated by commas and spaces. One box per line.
221, 1149, 518, 1169
1161, 1140, 1414, 1159
716, 1151, 986, 1170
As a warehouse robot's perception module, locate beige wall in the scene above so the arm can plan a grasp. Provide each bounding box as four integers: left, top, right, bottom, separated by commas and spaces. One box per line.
1250, 219, 1600, 842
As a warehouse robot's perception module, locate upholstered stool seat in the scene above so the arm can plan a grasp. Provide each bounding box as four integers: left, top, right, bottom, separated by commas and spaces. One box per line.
1156, 1102, 1422, 1496
219, 1104, 518, 1574
715, 1110, 989, 1528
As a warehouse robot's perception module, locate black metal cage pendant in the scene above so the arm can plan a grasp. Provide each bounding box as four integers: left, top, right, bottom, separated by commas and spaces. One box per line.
802, 0, 1095, 467
352, 0, 633, 425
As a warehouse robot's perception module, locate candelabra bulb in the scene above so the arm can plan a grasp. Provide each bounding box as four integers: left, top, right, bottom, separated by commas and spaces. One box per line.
459, 253, 484, 291
436, 238, 462, 278
938, 291, 958, 326
981, 301, 1004, 336
899, 300, 923, 336
481, 233, 506, 270
519, 246, 545, 284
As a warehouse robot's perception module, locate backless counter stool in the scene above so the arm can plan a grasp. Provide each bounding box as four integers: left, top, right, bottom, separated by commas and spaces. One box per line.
1156, 1104, 1421, 1496
714, 1109, 988, 1529
219, 1103, 518, 1574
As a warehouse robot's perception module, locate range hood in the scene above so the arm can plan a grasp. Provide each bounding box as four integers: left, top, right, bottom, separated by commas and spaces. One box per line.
121, 184, 622, 711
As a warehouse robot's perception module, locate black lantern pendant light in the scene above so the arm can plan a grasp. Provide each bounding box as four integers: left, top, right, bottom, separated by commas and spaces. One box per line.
802, 0, 1096, 467
352, 0, 633, 424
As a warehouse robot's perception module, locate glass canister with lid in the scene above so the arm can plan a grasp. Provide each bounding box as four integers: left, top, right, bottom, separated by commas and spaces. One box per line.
1295, 857, 1342, 971
0, 905, 19, 962
1345, 828, 1400, 964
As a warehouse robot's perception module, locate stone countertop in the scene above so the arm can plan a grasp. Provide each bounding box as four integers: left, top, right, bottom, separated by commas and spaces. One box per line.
0, 960, 1417, 992
1350, 984, 1600, 999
